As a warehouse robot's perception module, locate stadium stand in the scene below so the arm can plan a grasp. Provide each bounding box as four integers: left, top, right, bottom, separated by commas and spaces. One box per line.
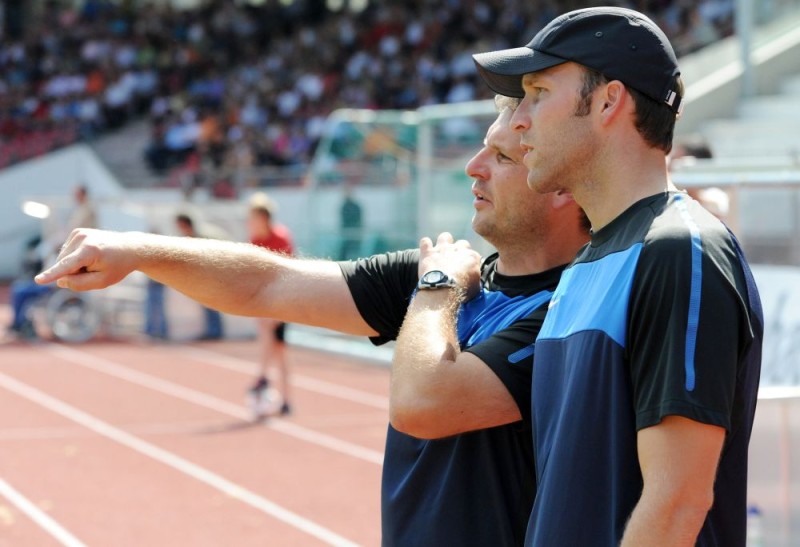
698, 73, 800, 159
0, 0, 737, 181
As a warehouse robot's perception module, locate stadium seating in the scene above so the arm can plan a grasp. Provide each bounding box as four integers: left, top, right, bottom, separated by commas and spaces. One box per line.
0, 1, 736, 184
701, 73, 800, 158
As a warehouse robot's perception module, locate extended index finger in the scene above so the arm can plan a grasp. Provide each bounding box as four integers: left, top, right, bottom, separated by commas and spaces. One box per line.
35, 249, 91, 285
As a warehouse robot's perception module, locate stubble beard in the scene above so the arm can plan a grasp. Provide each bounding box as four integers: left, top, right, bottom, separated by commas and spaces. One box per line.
523, 141, 568, 195
474, 209, 543, 256
472, 212, 492, 241
473, 211, 511, 251
525, 158, 567, 195
527, 117, 596, 196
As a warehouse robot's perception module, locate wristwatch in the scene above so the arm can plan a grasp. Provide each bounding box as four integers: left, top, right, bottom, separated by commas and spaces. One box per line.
417, 270, 460, 291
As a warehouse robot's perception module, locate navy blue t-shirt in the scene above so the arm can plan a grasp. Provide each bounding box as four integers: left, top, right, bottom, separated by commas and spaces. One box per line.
527, 193, 763, 546
340, 250, 563, 546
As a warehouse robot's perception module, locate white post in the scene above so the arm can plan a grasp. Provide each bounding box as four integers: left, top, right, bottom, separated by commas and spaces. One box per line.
736, 0, 756, 97
416, 120, 433, 240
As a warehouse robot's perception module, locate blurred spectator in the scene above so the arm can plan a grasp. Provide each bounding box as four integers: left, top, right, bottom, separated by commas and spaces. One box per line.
246, 193, 294, 418
175, 213, 223, 341
339, 184, 363, 259
6, 182, 86, 338
144, 279, 169, 341
1, 0, 735, 175
671, 135, 730, 222
671, 134, 714, 162
4, 236, 50, 340
5, 182, 100, 340
693, 186, 730, 220
144, 226, 169, 341
67, 184, 98, 233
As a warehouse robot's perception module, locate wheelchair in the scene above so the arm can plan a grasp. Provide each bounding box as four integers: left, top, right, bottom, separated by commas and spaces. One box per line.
43, 288, 102, 343
23, 283, 143, 343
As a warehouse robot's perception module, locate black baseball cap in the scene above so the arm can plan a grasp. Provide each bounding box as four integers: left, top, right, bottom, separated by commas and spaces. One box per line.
473, 7, 683, 114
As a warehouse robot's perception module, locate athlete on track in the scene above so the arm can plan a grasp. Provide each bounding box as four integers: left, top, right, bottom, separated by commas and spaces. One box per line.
246, 192, 294, 418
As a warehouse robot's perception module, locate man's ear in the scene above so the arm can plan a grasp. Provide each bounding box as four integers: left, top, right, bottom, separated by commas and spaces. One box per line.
598, 80, 628, 124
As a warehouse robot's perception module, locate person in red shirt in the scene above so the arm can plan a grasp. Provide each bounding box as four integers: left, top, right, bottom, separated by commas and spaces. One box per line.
247, 193, 294, 418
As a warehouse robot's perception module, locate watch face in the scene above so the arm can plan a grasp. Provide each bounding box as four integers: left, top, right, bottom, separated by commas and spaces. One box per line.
423, 271, 446, 284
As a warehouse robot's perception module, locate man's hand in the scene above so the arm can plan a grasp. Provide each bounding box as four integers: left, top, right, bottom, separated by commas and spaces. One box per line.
391, 232, 522, 439
35, 229, 141, 291
418, 232, 481, 300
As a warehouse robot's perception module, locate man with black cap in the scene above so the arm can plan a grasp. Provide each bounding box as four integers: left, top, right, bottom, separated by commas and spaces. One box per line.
468, 7, 762, 547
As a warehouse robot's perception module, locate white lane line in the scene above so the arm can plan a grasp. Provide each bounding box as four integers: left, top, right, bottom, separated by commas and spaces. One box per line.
170, 346, 390, 410
0, 371, 360, 547
0, 477, 87, 547
0, 426, 90, 442
0, 420, 238, 442
44, 344, 384, 465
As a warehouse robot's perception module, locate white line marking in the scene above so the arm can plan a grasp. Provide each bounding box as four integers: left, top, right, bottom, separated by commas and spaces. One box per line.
0, 420, 239, 442
293, 375, 389, 410
0, 371, 360, 547
44, 344, 384, 465
170, 346, 390, 410
0, 425, 91, 442
0, 477, 87, 547
758, 386, 800, 400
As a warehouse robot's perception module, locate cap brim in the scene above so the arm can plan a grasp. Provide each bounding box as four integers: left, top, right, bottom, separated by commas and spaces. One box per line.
473, 47, 568, 98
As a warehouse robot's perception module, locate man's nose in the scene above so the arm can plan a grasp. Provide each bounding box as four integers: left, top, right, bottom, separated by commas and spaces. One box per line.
465, 150, 489, 180
510, 99, 531, 133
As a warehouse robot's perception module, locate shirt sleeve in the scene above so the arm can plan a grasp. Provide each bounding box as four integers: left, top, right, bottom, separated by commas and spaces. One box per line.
628, 221, 754, 432
465, 307, 546, 424
338, 249, 420, 345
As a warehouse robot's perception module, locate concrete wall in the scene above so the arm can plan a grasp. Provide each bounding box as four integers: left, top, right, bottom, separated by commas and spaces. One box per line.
677, 11, 800, 136
123, 184, 419, 259
0, 142, 418, 280
0, 144, 125, 279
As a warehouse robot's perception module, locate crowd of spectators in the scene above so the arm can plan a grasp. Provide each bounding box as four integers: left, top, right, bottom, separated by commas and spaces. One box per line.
0, 0, 735, 178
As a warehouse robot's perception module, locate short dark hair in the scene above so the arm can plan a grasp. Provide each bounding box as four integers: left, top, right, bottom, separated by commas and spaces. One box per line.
250, 205, 272, 222
575, 67, 681, 153
175, 213, 194, 228
573, 69, 607, 117
248, 192, 276, 220
674, 135, 713, 159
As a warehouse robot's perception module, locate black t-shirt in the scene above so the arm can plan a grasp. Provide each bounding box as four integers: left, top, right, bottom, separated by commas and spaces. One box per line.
528, 192, 763, 546
340, 250, 563, 546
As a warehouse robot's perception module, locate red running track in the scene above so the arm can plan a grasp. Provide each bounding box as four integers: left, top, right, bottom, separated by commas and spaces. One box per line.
0, 338, 388, 546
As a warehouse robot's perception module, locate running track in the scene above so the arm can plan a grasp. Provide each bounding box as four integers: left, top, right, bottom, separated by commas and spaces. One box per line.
0, 337, 388, 546
3, 307, 799, 546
